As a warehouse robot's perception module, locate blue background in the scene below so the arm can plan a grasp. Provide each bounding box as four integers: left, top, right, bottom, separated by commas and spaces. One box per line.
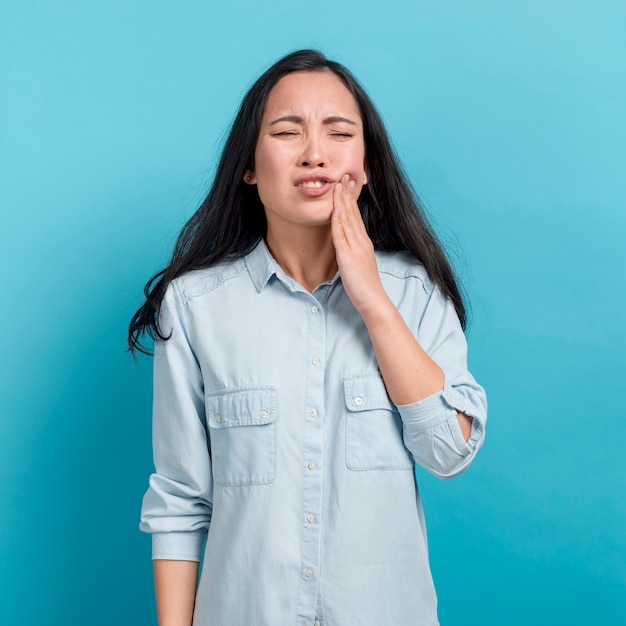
1, 1, 624, 624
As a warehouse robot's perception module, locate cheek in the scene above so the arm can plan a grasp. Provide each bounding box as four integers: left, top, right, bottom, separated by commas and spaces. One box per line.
346, 145, 367, 178
255, 146, 290, 183
255, 172, 292, 211
351, 162, 368, 186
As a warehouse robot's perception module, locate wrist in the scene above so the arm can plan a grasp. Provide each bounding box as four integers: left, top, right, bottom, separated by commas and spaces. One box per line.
357, 291, 398, 327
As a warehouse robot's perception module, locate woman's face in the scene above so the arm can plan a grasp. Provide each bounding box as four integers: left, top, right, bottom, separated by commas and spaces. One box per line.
245, 70, 368, 231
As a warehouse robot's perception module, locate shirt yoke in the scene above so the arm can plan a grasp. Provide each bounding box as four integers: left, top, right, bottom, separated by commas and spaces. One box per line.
170, 248, 434, 307
374, 250, 433, 295
172, 258, 250, 305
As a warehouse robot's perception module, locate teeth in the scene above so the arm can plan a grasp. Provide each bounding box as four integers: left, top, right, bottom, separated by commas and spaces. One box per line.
299, 180, 325, 188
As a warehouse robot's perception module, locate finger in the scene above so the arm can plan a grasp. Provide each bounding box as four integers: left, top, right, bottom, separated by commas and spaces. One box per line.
333, 174, 370, 249
333, 176, 356, 224
345, 179, 364, 231
331, 182, 348, 245
333, 180, 344, 215
335, 181, 359, 249
341, 177, 369, 240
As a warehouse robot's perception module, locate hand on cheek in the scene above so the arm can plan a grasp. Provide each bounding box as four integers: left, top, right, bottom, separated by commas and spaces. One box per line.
331, 175, 386, 315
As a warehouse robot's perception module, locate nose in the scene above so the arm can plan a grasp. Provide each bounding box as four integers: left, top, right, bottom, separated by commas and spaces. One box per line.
298, 133, 327, 168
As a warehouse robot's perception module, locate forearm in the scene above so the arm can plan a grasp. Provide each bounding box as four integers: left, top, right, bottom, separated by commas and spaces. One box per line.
360, 294, 473, 441
330, 178, 473, 441
154, 559, 199, 626
361, 294, 442, 403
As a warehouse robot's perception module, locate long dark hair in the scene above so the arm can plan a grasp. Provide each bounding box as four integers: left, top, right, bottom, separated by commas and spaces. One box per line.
128, 49, 466, 355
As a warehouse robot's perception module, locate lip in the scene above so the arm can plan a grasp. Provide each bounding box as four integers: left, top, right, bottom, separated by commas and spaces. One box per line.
294, 175, 334, 197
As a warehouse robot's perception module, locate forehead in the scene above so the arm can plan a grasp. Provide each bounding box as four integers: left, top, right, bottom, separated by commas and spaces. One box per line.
263, 70, 362, 122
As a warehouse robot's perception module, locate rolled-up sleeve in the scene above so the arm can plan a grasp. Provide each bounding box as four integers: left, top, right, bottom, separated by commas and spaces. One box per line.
139, 281, 213, 561
398, 280, 487, 479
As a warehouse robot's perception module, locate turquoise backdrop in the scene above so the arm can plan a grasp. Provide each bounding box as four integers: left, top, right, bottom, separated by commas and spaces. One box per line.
1, 1, 624, 624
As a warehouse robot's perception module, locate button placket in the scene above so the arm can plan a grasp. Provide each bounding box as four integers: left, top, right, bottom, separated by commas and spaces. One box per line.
296, 294, 326, 625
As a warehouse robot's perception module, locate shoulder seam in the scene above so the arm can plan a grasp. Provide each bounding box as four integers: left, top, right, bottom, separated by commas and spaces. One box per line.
174, 263, 249, 305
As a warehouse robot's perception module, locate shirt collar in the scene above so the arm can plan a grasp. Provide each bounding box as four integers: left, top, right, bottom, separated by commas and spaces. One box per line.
244, 239, 280, 293
245, 238, 341, 294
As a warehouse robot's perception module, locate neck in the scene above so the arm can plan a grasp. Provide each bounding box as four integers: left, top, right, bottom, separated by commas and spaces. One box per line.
265, 224, 337, 292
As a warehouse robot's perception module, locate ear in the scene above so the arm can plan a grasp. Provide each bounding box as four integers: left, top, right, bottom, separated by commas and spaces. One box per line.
243, 170, 257, 185
362, 161, 368, 185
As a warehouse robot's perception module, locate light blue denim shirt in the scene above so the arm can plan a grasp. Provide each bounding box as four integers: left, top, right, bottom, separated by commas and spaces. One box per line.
140, 240, 487, 626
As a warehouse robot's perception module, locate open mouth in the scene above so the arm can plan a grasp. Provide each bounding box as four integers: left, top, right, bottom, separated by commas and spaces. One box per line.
298, 180, 326, 189
294, 177, 334, 196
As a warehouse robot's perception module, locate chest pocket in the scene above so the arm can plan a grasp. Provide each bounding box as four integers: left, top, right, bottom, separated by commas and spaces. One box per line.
344, 373, 414, 471
206, 386, 277, 486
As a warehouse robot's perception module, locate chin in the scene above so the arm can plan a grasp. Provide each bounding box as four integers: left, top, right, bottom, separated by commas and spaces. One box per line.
305, 209, 334, 226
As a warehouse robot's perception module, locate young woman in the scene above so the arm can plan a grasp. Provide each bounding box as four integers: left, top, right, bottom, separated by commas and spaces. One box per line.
130, 49, 487, 626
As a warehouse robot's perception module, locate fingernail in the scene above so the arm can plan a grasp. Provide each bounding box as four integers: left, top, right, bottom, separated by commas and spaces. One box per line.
342, 174, 350, 185
336, 182, 342, 194
348, 180, 356, 193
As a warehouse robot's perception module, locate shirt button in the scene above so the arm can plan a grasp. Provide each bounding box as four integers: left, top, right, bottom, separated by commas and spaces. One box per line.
259, 409, 269, 418
311, 305, 319, 314
309, 408, 318, 418
315, 621, 321, 626
305, 567, 313, 578
312, 357, 320, 366
354, 396, 363, 405
307, 513, 315, 523
308, 461, 317, 471
215, 413, 223, 422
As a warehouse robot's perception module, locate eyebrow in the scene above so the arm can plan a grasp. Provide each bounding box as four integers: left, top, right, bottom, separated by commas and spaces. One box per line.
268, 115, 357, 126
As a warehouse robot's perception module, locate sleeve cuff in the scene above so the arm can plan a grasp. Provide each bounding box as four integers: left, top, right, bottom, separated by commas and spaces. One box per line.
152, 530, 206, 561
397, 382, 485, 450
396, 384, 459, 428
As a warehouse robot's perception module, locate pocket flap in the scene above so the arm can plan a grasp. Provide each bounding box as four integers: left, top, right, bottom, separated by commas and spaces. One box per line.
207, 386, 277, 429
344, 373, 396, 412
